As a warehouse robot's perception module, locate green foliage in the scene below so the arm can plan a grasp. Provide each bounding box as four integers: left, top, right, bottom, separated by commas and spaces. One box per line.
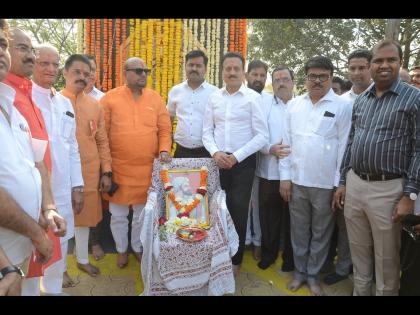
8, 19, 78, 90
248, 19, 420, 90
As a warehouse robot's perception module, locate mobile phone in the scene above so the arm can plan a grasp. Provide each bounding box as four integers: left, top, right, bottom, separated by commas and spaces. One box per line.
107, 181, 119, 197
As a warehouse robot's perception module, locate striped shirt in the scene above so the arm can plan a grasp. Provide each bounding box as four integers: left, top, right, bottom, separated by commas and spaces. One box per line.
339, 79, 420, 195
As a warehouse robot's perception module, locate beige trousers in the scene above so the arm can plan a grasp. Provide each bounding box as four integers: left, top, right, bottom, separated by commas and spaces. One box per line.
344, 169, 402, 296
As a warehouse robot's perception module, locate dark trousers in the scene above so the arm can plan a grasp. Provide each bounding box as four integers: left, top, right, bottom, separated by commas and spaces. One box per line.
89, 221, 102, 246
400, 230, 420, 296
220, 154, 256, 265
173, 143, 211, 158
258, 178, 294, 265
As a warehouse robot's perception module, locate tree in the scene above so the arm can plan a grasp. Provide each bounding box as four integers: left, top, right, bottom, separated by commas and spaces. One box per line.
8, 19, 78, 89
248, 19, 420, 90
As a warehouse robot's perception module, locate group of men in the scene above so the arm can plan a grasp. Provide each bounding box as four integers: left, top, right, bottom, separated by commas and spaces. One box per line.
0, 18, 419, 296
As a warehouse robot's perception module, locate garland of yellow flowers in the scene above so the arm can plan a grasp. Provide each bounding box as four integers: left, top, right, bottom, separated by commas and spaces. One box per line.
160, 166, 208, 216
155, 20, 162, 95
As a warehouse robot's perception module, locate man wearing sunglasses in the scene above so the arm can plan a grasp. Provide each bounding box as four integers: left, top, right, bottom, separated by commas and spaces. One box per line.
100, 57, 172, 268
279, 56, 352, 296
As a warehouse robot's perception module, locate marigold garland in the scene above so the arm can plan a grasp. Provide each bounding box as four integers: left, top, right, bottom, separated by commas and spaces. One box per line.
83, 18, 247, 92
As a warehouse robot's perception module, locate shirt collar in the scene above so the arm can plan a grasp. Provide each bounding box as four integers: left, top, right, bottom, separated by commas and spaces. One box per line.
366, 78, 402, 97
61, 88, 83, 102
32, 81, 55, 96
0, 82, 17, 117
303, 87, 336, 103
222, 84, 247, 96
5, 72, 32, 92
273, 94, 293, 106
185, 80, 207, 91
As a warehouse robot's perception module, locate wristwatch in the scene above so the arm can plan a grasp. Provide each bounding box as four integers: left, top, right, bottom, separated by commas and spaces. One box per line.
408, 193, 418, 201
0, 265, 25, 280
72, 185, 84, 193
102, 171, 112, 178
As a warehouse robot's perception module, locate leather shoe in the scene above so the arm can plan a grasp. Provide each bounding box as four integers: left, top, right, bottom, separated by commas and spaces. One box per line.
257, 260, 272, 270
323, 272, 348, 285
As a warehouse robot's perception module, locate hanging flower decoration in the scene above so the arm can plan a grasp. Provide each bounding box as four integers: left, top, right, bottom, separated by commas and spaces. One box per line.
82, 18, 247, 92
160, 166, 208, 217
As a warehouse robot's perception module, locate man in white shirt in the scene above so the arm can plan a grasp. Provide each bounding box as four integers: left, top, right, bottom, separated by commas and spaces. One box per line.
0, 21, 56, 295
202, 52, 269, 276
25, 44, 84, 295
324, 49, 372, 286
256, 66, 294, 272
279, 56, 352, 295
84, 54, 106, 262
341, 49, 373, 104
244, 59, 270, 262
168, 50, 217, 158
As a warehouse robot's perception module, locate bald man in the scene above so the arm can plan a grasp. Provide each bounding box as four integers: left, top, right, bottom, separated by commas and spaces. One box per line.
100, 57, 172, 268
23, 45, 84, 296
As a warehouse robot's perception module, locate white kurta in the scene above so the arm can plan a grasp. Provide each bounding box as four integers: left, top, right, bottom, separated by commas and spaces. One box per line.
0, 82, 42, 264
32, 83, 84, 242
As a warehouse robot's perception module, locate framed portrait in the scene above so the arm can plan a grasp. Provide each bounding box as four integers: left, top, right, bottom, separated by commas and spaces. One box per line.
165, 169, 209, 224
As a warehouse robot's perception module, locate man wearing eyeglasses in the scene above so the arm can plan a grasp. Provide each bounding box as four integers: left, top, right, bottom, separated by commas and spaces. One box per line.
0, 19, 57, 296
100, 57, 172, 268
279, 56, 352, 296
3, 29, 67, 295
61, 54, 112, 284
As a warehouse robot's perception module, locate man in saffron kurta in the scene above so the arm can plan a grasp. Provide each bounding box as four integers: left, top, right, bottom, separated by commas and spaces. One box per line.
100, 57, 172, 268
61, 54, 112, 280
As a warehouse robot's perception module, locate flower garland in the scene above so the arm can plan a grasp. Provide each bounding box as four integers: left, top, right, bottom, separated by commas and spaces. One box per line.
173, 19, 182, 86
181, 19, 188, 82
155, 19, 162, 95
160, 166, 208, 217
205, 19, 211, 83
215, 19, 221, 87
83, 18, 247, 92
167, 19, 175, 93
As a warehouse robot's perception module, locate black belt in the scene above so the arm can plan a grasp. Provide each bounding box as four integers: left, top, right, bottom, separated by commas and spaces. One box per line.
176, 143, 207, 152
353, 170, 402, 181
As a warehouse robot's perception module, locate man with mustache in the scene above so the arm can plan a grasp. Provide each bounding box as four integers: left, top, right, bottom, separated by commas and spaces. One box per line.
100, 57, 172, 268
61, 54, 112, 284
335, 40, 420, 296
167, 50, 217, 158
257, 66, 294, 272
202, 52, 269, 277
3, 28, 67, 295
244, 60, 269, 262
0, 19, 55, 296
279, 56, 352, 295
83, 54, 107, 262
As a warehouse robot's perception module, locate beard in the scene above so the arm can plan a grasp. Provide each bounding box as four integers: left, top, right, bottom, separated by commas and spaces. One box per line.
248, 82, 264, 93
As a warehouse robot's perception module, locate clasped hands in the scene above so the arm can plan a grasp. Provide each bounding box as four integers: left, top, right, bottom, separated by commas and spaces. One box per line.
213, 151, 237, 169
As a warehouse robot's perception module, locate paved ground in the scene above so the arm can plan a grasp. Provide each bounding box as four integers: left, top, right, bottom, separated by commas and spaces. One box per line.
62, 249, 353, 296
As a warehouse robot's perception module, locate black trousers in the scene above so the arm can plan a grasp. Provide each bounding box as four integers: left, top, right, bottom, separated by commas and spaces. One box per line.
258, 178, 294, 265
173, 143, 211, 158
220, 154, 256, 265
400, 230, 420, 296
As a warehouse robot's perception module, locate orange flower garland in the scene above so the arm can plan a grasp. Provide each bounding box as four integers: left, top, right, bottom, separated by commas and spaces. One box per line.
160, 166, 208, 217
